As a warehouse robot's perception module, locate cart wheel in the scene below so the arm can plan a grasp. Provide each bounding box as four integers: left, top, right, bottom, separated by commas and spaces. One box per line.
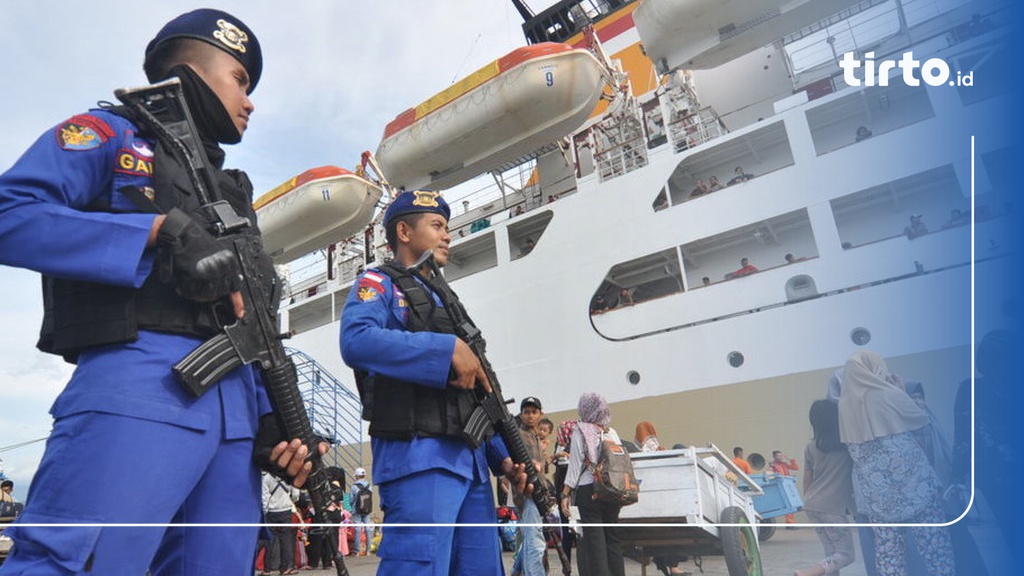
757, 516, 776, 542
720, 506, 763, 576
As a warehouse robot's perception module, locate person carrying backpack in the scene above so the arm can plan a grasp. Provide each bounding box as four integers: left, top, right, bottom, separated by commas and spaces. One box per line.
349, 468, 373, 556
560, 392, 628, 576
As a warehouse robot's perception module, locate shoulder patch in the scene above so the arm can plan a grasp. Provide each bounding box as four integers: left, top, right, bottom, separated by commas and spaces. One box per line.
55, 114, 114, 151
356, 274, 385, 302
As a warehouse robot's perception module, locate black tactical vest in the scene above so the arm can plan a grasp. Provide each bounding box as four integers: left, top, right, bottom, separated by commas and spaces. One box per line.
37, 107, 277, 362
356, 262, 483, 442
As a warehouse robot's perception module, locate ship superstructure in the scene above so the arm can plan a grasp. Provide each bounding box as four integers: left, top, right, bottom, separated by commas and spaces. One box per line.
274, 0, 1014, 459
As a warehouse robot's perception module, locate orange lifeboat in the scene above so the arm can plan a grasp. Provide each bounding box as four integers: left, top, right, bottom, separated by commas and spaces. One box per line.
376, 42, 607, 190
254, 166, 382, 262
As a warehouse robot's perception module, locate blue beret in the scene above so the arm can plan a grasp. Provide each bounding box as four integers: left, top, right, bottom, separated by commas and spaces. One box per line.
146, 9, 262, 93
384, 190, 451, 226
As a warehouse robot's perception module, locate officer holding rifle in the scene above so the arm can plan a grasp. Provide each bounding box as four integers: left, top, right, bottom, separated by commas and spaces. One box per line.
341, 191, 530, 576
0, 9, 319, 575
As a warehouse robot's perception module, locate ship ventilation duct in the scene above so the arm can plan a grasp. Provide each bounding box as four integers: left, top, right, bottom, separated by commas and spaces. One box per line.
785, 274, 819, 303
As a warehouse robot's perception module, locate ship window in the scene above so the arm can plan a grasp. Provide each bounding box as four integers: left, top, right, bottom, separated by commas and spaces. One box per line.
445, 232, 497, 282
680, 209, 818, 289
509, 210, 554, 261
664, 122, 794, 206
830, 164, 966, 249
850, 327, 872, 346
806, 83, 935, 156
590, 247, 683, 314
727, 351, 745, 368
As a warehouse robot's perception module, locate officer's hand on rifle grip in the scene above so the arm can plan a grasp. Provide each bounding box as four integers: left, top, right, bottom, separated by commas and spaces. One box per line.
157, 208, 244, 311
500, 460, 532, 497
449, 338, 491, 393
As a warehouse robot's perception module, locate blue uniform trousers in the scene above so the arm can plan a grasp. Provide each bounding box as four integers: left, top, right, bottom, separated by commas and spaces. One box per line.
0, 410, 261, 575
376, 469, 503, 576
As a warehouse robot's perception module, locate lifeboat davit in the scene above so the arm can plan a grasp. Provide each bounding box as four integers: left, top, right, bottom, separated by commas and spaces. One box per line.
635, 0, 868, 72
254, 166, 382, 263
376, 42, 607, 191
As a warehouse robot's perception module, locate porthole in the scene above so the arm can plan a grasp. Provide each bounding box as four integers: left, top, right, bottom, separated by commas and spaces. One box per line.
727, 351, 744, 368
850, 327, 872, 346
627, 370, 641, 385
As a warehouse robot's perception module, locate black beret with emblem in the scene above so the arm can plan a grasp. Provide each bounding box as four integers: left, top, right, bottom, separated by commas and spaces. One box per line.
146, 8, 262, 93
384, 190, 451, 226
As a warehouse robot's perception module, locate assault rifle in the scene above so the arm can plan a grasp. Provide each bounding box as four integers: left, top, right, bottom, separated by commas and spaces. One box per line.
115, 78, 349, 576
405, 251, 558, 516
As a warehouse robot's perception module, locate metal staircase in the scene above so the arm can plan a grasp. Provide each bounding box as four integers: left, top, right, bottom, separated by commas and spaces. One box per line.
288, 348, 365, 474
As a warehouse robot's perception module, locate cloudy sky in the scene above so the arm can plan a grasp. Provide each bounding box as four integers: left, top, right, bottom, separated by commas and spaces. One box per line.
0, 0, 534, 497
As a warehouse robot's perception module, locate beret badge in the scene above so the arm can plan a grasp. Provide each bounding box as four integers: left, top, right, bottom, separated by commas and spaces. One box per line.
214, 18, 248, 54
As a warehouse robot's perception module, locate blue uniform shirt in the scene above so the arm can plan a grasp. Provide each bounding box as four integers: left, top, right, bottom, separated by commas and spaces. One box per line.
0, 109, 271, 439
340, 268, 508, 484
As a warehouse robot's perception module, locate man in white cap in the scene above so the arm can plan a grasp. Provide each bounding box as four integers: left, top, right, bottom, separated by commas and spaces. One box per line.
349, 467, 373, 556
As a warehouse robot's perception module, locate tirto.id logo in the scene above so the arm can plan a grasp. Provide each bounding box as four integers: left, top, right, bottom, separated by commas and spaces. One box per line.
840, 51, 974, 87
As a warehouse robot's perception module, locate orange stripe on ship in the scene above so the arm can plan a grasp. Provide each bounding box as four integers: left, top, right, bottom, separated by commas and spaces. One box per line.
382, 43, 574, 140
253, 165, 351, 210
569, 2, 637, 47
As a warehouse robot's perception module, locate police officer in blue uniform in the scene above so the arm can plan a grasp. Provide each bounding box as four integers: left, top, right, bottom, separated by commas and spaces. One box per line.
0, 9, 319, 575
341, 191, 528, 575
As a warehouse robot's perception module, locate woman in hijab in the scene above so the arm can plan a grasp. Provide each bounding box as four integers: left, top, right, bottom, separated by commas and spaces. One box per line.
838, 351, 954, 576
560, 392, 626, 576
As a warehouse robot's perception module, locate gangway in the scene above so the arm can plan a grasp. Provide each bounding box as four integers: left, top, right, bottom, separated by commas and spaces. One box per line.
288, 348, 365, 475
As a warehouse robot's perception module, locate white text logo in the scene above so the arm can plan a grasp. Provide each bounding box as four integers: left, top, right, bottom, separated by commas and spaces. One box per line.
839, 51, 973, 87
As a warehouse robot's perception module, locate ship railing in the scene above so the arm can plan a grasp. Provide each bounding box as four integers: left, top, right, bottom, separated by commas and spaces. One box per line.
667, 107, 728, 153
592, 108, 650, 181
594, 134, 648, 181
286, 347, 365, 473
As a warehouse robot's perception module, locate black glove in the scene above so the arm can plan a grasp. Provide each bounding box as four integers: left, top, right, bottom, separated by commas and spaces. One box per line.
158, 208, 241, 301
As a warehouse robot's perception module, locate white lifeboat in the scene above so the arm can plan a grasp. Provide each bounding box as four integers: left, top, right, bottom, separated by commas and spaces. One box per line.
635, 0, 868, 72
376, 42, 607, 191
254, 166, 382, 263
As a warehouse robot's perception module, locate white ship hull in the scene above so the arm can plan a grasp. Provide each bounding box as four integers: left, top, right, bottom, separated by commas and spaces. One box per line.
284, 0, 1012, 469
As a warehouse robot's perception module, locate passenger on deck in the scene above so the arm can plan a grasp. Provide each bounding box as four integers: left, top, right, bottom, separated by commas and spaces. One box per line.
520, 237, 535, 256
903, 214, 928, 239
728, 166, 755, 186
785, 253, 807, 264
707, 175, 724, 192
688, 178, 710, 199
733, 257, 759, 277
616, 288, 634, 308
510, 205, 525, 218
590, 292, 612, 314
855, 126, 873, 142
941, 209, 969, 229
702, 276, 711, 286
